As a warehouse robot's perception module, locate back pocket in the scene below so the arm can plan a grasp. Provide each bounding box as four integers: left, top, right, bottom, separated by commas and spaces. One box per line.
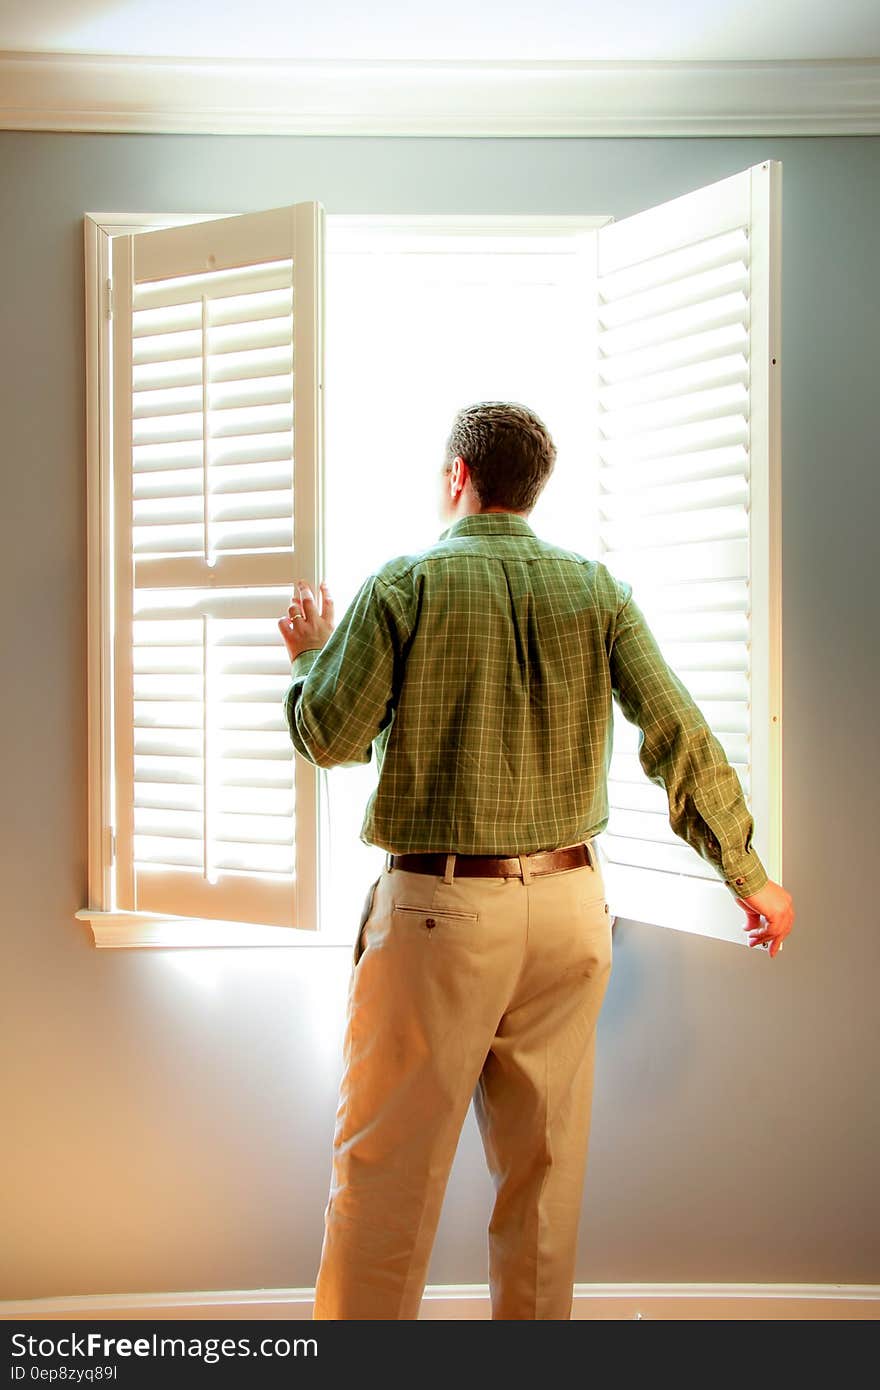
392, 903, 479, 931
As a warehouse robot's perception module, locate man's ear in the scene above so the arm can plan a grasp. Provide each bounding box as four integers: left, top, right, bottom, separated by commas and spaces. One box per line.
451, 455, 468, 496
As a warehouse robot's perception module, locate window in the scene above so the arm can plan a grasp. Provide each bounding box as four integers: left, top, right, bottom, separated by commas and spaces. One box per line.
80, 161, 781, 949
319, 215, 603, 944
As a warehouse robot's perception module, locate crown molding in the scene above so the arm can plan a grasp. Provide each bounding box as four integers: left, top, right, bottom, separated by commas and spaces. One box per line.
1, 52, 879, 136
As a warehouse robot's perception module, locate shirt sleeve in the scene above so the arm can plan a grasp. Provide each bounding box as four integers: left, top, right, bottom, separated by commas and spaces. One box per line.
607, 575, 769, 899
281, 573, 407, 769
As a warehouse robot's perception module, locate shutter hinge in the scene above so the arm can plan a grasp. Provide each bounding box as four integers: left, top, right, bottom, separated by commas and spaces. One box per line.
105, 827, 116, 862
105, 278, 113, 320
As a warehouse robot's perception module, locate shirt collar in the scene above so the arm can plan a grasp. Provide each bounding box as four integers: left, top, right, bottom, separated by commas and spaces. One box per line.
438, 512, 536, 542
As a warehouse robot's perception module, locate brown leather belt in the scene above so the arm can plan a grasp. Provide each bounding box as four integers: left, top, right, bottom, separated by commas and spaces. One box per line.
387, 842, 594, 879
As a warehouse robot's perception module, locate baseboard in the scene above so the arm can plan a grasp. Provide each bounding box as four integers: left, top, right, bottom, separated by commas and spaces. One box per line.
2, 1283, 878, 1321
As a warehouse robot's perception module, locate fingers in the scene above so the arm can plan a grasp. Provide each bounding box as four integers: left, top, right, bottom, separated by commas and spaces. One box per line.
741, 898, 793, 959
297, 580, 317, 622
282, 579, 334, 658
746, 922, 791, 958
747, 922, 775, 943
289, 579, 334, 624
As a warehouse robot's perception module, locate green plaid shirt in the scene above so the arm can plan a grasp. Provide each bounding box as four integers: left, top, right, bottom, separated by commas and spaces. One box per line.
283, 512, 768, 898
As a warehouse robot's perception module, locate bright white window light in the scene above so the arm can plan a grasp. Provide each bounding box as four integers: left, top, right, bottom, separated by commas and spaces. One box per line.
319, 219, 596, 936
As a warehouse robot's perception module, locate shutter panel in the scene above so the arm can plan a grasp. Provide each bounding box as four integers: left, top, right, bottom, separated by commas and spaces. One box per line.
594, 162, 782, 943
113, 204, 324, 929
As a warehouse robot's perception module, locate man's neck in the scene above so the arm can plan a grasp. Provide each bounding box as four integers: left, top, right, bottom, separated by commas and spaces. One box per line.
451, 505, 530, 521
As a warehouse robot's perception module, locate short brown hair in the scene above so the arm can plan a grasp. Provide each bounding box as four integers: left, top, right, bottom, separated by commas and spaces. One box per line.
443, 401, 556, 512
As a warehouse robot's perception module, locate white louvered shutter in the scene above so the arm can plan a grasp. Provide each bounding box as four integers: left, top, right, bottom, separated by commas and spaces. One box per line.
112, 204, 324, 929
593, 162, 782, 943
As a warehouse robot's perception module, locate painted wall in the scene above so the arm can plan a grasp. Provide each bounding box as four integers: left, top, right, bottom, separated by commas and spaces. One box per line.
1, 131, 878, 1300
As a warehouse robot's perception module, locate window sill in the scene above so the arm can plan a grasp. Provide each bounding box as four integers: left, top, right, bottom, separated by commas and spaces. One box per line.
74, 910, 351, 950
78, 870, 751, 950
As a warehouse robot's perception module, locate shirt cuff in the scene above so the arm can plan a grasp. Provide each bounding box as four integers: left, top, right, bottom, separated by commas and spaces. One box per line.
724, 848, 769, 900
289, 648, 322, 678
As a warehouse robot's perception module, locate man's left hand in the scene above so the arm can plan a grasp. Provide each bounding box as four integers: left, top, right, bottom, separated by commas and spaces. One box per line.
278, 579, 335, 661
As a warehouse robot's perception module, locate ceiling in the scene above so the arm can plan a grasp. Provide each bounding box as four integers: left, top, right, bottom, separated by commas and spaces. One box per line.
1, 1, 878, 134
1, 0, 878, 63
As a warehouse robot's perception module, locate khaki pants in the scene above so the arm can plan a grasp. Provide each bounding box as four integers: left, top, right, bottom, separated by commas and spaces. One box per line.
313, 842, 612, 1320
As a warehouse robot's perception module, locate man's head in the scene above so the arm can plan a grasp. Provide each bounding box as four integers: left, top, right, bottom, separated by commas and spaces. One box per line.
439, 401, 557, 524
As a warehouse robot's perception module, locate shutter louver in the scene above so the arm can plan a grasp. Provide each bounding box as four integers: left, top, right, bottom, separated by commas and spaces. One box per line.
594, 164, 781, 941
131, 267, 295, 564
113, 205, 323, 929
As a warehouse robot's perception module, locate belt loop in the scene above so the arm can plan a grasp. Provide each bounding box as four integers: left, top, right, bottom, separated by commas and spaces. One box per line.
443, 854, 456, 885
385, 851, 393, 872
585, 840, 594, 870
518, 852, 532, 885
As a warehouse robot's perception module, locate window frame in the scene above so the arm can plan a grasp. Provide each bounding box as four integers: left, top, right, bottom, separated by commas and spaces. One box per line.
80, 200, 781, 950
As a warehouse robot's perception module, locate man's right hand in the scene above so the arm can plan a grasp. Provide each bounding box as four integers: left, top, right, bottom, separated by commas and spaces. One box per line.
278, 579, 335, 661
737, 879, 795, 959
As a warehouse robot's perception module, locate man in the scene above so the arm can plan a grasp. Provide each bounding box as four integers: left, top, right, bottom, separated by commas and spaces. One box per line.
278, 401, 795, 1321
